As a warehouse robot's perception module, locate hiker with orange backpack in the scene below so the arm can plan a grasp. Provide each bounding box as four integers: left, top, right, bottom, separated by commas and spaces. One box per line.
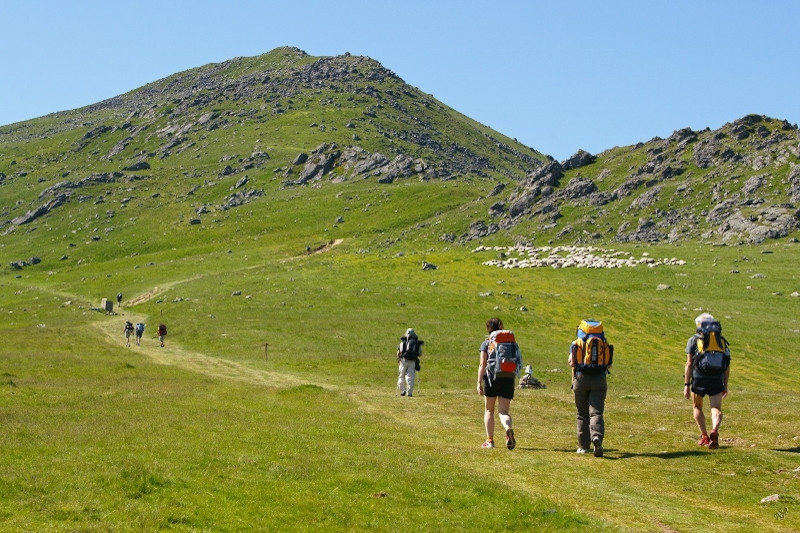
684, 313, 730, 449
568, 319, 614, 457
477, 317, 521, 450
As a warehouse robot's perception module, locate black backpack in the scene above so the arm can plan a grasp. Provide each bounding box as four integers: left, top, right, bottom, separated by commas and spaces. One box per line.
693, 320, 730, 376
400, 336, 422, 361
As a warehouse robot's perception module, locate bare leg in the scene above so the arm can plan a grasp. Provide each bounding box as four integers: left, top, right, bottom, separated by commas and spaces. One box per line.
709, 392, 723, 431
497, 396, 512, 431
692, 393, 707, 436
484, 396, 497, 440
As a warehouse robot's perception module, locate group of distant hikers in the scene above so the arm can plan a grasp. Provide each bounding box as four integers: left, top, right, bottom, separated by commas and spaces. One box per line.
395, 312, 731, 455
123, 320, 168, 348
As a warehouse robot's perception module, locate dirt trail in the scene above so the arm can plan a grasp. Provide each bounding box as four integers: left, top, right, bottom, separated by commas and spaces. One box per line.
314, 238, 343, 254
102, 239, 349, 391
94, 313, 312, 390
126, 240, 342, 307
126, 275, 203, 307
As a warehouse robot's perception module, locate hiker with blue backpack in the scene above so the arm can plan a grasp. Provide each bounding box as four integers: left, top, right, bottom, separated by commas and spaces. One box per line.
477, 317, 522, 450
568, 320, 614, 457
396, 328, 423, 397
684, 313, 730, 449
134, 322, 145, 346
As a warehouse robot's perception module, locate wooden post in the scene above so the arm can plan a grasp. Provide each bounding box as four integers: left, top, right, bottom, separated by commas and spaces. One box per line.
264, 343, 269, 361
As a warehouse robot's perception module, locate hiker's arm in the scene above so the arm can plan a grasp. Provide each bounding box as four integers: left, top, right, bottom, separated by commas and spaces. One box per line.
683, 353, 693, 399
477, 350, 488, 394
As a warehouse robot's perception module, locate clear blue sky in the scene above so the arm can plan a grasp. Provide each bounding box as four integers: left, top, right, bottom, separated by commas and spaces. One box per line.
2, 0, 798, 161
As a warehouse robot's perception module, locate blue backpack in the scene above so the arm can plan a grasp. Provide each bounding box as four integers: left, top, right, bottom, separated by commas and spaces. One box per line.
487, 330, 522, 383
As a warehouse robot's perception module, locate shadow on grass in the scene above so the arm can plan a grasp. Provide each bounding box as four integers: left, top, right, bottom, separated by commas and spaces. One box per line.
612, 450, 710, 460
517, 447, 710, 459
773, 447, 800, 453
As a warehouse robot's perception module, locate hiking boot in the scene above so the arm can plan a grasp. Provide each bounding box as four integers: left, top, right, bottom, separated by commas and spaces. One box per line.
576, 447, 589, 454
407, 393, 412, 397
482, 440, 495, 449
592, 437, 603, 458
698, 435, 710, 446
400, 390, 406, 396
505, 428, 516, 450
709, 430, 719, 449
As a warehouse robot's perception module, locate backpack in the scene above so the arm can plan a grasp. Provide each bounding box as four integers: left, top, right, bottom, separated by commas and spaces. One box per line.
693, 320, 729, 376
487, 330, 522, 382
571, 320, 613, 374
158, 324, 167, 336
135, 323, 145, 334
400, 335, 422, 360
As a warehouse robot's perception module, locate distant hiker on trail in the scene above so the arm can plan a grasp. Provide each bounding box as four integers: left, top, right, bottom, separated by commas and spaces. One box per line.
568, 320, 614, 457
135, 322, 145, 346
117, 292, 122, 307
684, 313, 730, 450
396, 328, 423, 397
477, 317, 521, 450
158, 323, 168, 347
124, 320, 134, 347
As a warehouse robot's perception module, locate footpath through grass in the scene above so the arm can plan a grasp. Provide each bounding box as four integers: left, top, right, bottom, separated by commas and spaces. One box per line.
1, 241, 799, 532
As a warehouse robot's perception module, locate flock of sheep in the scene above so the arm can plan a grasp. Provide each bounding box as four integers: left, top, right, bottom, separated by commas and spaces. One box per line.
474, 245, 686, 269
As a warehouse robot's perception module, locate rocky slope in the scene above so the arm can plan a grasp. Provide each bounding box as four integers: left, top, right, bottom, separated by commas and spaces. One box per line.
490, 115, 800, 244
1, 47, 798, 247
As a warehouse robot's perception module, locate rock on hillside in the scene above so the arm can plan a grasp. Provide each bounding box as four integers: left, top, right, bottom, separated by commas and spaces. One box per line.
1, 47, 798, 247
0, 46, 547, 236
488, 115, 800, 244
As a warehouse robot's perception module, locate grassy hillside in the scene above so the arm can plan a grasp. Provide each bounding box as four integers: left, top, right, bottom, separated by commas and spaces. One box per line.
1, 47, 799, 531
2, 239, 799, 531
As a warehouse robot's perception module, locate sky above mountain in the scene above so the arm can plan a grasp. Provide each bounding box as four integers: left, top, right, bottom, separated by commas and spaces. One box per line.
2, 0, 798, 161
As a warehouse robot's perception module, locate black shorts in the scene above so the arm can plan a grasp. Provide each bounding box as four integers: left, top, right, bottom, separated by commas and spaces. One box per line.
483, 376, 515, 400
691, 375, 725, 397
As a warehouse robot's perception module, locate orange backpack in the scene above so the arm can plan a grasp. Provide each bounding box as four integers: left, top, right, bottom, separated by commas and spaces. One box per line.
571, 320, 613, 374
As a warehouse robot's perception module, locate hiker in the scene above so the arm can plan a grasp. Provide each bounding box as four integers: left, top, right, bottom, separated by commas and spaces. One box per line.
158, 323, 168, 347
123, 320, 134, 347
117, 292, 122, 307
568, 320, 614, 457
477, 317, 521, 450
396, 328, 423, 397
684, 313, 730, 449
135, 322, 145, 346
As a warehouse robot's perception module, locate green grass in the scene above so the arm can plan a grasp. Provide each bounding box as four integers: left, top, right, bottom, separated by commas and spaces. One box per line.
1, 49, 799, 532
2, 238, 799, 532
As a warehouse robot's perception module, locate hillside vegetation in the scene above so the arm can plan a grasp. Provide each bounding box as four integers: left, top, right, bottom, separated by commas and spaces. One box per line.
1, 47, 799, 532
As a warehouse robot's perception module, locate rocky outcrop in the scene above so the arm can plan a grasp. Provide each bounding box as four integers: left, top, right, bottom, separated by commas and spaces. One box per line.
561, 149, 596, 170
490, 115, 800, 244
12, 194, 69, 225
282, 143, 436, 186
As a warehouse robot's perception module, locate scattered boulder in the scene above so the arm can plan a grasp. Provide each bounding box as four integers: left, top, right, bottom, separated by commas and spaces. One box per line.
519, 367, 546, 389
561, 149, 596, 170
123, 161, 150, 171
